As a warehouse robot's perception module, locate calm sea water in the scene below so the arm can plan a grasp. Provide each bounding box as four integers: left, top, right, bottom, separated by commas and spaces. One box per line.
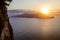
9, 15, 60, 40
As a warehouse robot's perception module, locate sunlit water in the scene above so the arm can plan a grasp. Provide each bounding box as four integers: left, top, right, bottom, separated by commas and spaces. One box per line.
9, 15, 60, 40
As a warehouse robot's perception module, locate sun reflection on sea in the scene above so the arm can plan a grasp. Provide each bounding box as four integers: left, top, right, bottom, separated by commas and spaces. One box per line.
42, 20, 52, 37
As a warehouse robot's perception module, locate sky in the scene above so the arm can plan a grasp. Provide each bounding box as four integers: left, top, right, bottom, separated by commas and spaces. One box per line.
8, 0, 60, 10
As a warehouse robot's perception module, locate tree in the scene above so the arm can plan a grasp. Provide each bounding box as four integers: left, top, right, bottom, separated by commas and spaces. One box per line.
0, 0, 14, 40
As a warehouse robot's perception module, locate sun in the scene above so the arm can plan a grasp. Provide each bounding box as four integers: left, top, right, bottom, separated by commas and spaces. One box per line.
41, 7, 49, 15
42, 8, 49, 14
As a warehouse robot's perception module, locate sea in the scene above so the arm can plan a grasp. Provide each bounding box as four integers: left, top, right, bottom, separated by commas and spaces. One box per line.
9, 13, 60, 40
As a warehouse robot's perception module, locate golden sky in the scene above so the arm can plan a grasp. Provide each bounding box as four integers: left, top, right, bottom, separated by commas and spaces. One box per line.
8, 0, 60, 10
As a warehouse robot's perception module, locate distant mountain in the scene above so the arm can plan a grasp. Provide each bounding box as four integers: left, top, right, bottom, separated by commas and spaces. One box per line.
8, 9, 36, 14
8, 9, 37, 16
11, 13, 38, 18
8, 10, 21, 13
8, 9, 54, 19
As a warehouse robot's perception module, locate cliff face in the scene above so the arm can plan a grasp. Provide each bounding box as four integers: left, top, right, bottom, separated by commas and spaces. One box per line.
0, 2, 14, 40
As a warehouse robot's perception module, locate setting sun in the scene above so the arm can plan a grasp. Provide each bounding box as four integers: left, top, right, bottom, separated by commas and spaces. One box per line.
41, 7, 50, 15
37, 6, 55, 18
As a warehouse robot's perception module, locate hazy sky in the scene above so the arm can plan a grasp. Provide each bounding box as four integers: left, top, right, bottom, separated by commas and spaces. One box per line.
8, 0, 60, 10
